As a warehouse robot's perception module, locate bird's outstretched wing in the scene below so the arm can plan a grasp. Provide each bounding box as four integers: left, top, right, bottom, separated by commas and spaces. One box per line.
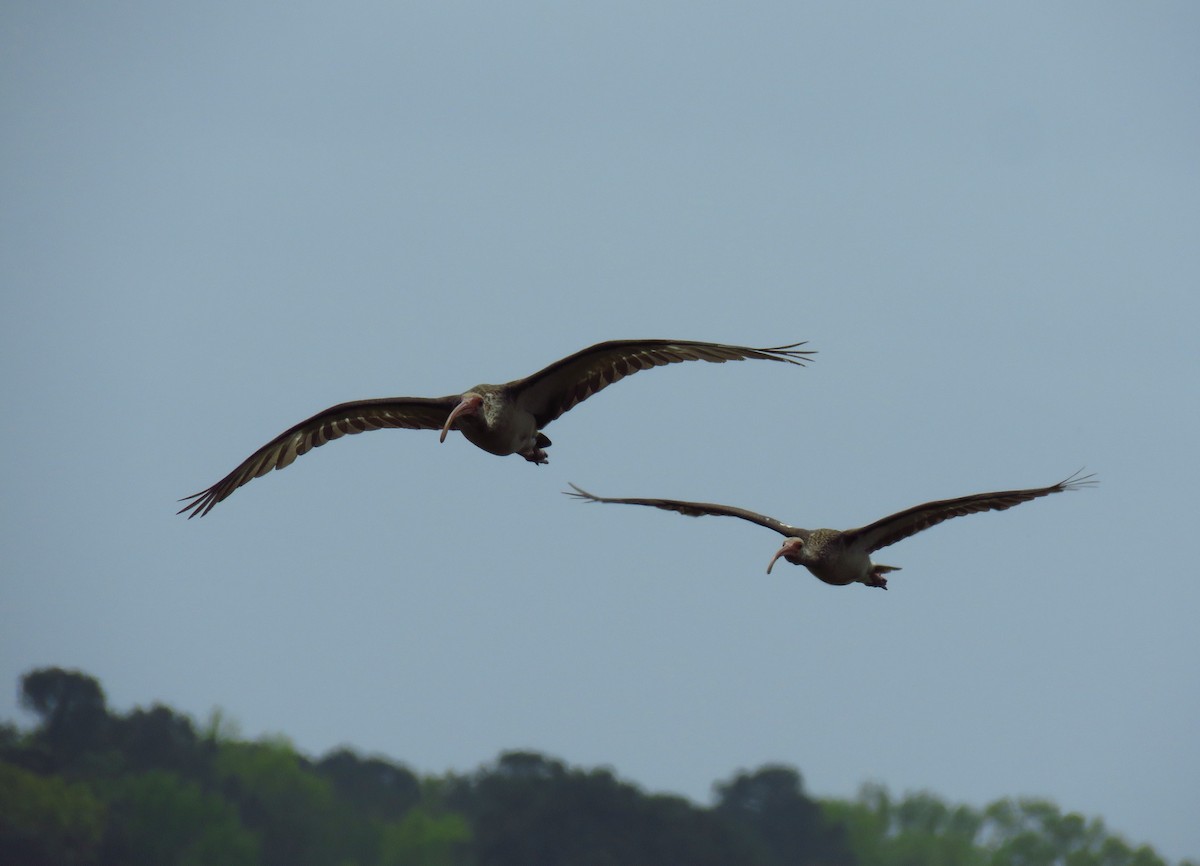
511, 339, 813, 427
848, 470, 1097, 553
178, 396, 459, 518
566, 483, 805, 538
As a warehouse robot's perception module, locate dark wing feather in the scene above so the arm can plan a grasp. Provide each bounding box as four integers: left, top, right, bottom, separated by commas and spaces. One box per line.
178, 396, 458, 518
848, 471, 1097, 553
565, 483, 805, 538
511, 339, 813, 427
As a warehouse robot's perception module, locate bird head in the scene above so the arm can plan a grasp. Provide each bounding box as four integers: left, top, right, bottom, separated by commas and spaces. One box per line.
440, 392, 484, 442
766, 537, 806, 574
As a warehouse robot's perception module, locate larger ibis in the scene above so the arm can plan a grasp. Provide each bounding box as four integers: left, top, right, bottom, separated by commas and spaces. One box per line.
179, 339, 812, 518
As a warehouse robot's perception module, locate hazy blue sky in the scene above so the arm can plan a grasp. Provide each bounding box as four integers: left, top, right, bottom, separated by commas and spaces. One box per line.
3, 2, 1197, 860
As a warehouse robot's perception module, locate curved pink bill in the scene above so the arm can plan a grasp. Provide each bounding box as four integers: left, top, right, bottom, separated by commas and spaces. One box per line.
766, 538, 801, 574
440, 394, 480, 443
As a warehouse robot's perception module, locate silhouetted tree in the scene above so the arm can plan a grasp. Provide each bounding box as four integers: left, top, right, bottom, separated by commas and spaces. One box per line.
110, 704, 211, 782
2, 668, 1193, 866
450, 751, 761, 866
315, 747, 421, 820
716, 765, 855, 866
19, 668, 109, 768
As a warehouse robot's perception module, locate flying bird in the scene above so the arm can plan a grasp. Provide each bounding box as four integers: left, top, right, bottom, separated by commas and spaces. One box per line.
565, 472, 1095, 589
179, 339, 813, 518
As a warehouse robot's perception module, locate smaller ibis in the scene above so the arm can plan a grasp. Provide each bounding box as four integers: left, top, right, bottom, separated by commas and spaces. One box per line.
566, 472, 1096, 589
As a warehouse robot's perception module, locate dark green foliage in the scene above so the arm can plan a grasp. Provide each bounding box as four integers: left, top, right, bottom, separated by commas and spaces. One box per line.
716, 764, 855, 865
0, 760, 105, 866
315, 747, 421, 820
215, 738, 346, 866
445, 751, 845, 866
824, 785, 1189, 866
1, 667, 1191, 866
377, 805, 471, 866
109, 705, 212, 781
96, 770, 258, 866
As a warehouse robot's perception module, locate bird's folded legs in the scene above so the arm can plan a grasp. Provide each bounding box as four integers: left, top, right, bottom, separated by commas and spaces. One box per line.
865, 564, 899, 589
521, 432, 551, 464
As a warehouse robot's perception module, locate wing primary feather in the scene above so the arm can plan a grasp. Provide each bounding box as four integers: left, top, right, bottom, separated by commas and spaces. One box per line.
565, 483, 801, 537
178, 396, 456, 518
852, 470, 1097, 553
514, 338, 815, 427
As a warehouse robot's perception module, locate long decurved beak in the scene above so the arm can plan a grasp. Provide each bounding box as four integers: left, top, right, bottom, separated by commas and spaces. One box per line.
766, 539, 800, 574
440, 395, 478, 443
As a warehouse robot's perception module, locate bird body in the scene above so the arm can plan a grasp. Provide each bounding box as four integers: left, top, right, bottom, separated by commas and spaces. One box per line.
179, 339, 812, 517
768, 529, 899, 588
444, 386, 548, 461
566, 472, 1095, 589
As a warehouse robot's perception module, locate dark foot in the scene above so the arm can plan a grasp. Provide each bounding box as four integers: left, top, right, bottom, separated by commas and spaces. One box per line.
866, 564, 898, 589
522, 449, 549, 465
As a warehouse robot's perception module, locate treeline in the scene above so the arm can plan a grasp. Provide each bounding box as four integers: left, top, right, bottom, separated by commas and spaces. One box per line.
0, 668, 1188, 866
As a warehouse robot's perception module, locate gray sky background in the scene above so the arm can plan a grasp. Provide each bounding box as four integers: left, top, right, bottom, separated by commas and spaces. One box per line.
3, 2, 1197, 860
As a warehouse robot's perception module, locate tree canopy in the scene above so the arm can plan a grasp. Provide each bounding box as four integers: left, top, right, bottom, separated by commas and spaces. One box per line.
0, 667, 1190, 866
